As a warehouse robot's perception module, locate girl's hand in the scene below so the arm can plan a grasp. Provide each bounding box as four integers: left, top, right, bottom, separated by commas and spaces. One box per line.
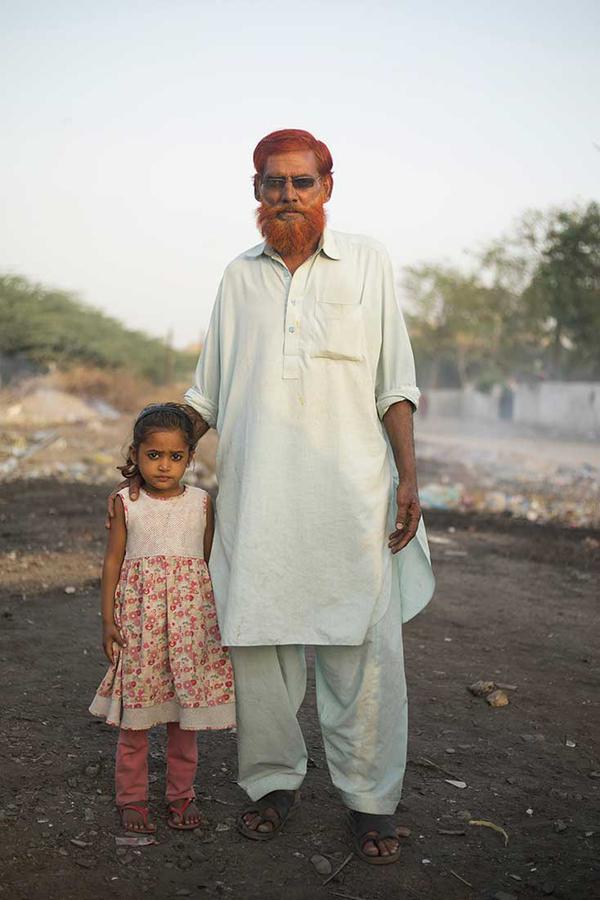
102, 621, 125, 663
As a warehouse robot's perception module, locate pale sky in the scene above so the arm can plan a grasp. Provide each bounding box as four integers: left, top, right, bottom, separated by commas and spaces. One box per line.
1, 0, 599, 346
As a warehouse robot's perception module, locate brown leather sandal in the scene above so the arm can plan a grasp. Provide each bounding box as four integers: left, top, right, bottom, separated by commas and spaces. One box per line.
347, 810, 403, 865
237, 789, 301, 841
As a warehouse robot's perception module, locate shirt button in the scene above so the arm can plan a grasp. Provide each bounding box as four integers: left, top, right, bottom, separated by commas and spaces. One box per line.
288, 326, 295, 333
291, 300, 296, 305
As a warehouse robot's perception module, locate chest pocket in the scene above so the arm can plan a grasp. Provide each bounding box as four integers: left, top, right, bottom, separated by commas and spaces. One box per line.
311, 301, 365, 362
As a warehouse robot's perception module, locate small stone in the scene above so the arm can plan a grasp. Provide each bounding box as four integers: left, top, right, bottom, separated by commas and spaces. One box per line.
486, 689, 509, 708
521, 733, 545, 744
589, 771, 600, 779
214, 823, 229, 832
310, 854, 332, 876
64, 586, 76, 595
554, 820, 567, 833
178, 857, 192, 870
526, 808, 534, 816
84, 763, 100, 778
445, 747, 456, 754
542, 883, 555, 895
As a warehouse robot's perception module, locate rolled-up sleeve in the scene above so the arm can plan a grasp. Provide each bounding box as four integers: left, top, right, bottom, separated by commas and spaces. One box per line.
375, 252, 420, 419
184, 282, 222, 428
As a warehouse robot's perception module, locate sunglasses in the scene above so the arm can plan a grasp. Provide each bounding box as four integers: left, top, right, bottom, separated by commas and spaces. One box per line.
261, 175, 321, 193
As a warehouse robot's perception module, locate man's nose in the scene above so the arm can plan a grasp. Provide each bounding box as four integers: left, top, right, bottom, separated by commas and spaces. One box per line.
281, 178, 299, 203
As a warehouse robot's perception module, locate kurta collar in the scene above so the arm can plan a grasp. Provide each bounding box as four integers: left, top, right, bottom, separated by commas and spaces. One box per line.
243, 228, 341, 261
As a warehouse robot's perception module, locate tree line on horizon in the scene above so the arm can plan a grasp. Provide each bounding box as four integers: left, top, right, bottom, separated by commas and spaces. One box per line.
403, 201, 600, 389
0, 274, 197, 385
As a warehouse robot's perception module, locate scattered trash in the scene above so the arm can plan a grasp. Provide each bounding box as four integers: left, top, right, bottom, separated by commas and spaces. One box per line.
69, 838, 89, 848
445, 779, 467, 790
396, 825, 411, 838
526, 808, 534, 816
565, 739, 576, 748
437, 828, 466, 836
589, 771, 600, 779
115, 835, 156, 847
64, 586, 76, 595
214, 822, 229, 832
310, 854, 332, 876
468, 819, 509, 846
486, 689, 509, 708
422, 858, 431, 865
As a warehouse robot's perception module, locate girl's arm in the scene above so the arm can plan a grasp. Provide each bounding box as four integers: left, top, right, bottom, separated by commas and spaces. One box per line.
203, 494, 215, 563
101, 495, 127, 663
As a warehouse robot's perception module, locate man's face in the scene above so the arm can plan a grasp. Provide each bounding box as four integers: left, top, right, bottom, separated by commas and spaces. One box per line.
255, 150, 332, 257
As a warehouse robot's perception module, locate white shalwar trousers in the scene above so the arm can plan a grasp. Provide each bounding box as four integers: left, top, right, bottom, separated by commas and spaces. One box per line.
229, 591, 407, 815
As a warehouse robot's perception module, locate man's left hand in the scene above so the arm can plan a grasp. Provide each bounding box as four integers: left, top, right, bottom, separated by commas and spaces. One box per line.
388, 482, 421, 554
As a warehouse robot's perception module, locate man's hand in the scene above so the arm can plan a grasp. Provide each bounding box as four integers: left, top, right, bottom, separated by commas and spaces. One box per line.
105, 475, 142, 529
388, 481, 421, 554
102, 620, 125, 663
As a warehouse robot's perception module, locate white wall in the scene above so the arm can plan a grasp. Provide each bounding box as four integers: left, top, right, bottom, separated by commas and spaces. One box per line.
426, 382, 600, 437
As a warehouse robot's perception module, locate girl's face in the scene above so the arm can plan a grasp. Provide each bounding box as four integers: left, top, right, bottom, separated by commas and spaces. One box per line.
131, 428, 193, 497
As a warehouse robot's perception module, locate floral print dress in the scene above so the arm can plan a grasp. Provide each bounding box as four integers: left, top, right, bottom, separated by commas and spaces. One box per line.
89, 486, 235, 731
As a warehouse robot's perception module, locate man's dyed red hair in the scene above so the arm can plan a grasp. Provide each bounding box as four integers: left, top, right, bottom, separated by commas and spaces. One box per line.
253, 129, 334, 178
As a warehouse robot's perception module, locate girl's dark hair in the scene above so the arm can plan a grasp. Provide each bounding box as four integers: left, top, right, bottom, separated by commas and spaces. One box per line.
119, 403, 197, 478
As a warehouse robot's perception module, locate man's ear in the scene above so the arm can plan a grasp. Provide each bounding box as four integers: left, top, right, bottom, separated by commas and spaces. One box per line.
253, 174, 261, 202
322, 174, 333, 203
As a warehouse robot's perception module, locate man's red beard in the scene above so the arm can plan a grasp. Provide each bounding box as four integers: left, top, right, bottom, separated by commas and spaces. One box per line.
256, 202, 326, 257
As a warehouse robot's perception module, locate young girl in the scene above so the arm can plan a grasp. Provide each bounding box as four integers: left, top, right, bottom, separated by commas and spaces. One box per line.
89, 403, 235, 833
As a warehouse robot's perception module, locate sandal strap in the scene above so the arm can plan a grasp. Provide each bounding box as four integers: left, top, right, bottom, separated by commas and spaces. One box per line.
168, 797, 193, 816
348, 810, 399, 843
248, 789, 297, 823
120, 803, 151, 824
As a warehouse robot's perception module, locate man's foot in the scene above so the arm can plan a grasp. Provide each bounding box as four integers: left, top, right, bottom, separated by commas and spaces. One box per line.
347, 810, 403, 865
119, 803, 156, 834
167, 797, 203, 830
237, 789, 301, 841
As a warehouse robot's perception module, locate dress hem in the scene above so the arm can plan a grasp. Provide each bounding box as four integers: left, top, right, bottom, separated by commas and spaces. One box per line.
89, 694, 236, 731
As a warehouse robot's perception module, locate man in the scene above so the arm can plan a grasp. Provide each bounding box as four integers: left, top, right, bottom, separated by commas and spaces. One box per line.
115, 129, 434, 862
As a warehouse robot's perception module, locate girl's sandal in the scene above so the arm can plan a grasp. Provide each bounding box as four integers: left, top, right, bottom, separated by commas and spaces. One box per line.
346, 810, 403, 866
237, 789, 301, 842
167, 797, 204, 831
118, 803, 156, 834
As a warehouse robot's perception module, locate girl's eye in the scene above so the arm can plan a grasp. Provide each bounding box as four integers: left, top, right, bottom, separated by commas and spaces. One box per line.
172, 453, 183, 461
147, 451, 159, 459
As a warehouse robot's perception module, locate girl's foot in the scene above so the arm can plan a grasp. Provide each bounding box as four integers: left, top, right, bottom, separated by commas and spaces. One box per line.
119, 803, 157, 834
167, 797, 203, 830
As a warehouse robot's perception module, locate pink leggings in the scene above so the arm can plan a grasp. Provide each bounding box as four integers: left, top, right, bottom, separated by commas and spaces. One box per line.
115, 722, 198, 808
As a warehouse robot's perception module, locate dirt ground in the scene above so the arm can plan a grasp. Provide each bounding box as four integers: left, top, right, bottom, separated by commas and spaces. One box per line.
1, 479, 599, 900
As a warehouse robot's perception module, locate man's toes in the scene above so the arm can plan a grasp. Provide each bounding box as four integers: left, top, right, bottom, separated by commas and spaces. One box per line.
362, 839, 380, 856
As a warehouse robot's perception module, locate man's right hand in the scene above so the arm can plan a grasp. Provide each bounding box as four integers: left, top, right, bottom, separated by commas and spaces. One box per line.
105, 475, 143, 528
